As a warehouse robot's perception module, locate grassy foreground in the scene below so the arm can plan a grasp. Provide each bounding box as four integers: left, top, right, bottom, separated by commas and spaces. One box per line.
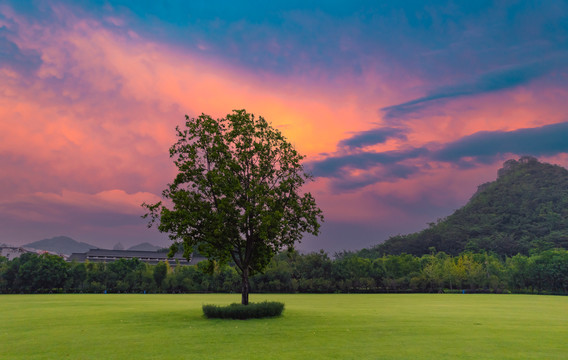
1, 294, 566, 359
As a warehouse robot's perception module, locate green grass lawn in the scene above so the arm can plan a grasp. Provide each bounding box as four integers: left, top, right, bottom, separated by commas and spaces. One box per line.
1, 294, 566, 359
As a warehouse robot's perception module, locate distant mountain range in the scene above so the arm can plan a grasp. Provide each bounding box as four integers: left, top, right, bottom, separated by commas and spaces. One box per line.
22, 236, 162, 255
24, 236, 98, 255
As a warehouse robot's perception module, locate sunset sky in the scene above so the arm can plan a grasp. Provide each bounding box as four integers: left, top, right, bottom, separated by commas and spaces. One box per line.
2, 1, 568, 252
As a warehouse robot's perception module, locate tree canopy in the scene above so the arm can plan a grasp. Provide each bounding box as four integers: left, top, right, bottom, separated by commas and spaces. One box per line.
143, 109, 323, 304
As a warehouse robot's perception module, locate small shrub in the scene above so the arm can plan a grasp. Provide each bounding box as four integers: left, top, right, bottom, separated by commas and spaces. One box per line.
202, 301, 284, 319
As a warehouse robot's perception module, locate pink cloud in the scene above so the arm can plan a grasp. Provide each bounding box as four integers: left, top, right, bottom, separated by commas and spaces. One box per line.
0, 5, 394, 246
2, 3, 568, 250
0, 190, 160, 222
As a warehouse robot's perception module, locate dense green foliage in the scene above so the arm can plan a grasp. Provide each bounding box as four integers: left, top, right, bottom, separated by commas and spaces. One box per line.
2, 248, 567, 294
371, 157, 568, 257
2, 294, 567, 359
202, 301, 284, 319
143, 110, 322, 304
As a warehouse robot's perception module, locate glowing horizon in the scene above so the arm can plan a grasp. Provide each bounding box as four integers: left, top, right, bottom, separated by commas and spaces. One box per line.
2, 1, 568, 252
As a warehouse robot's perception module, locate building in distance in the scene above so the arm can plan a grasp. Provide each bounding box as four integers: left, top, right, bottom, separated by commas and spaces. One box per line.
68, 249, 205, 267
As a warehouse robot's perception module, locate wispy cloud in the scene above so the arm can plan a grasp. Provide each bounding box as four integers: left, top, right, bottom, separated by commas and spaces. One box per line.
308, 147, 427, 178
381, 57, 568, 121
433, 121, 568, 164
310, 121, 568, 191
338, 127, 407, 149
327, 164, 421, 192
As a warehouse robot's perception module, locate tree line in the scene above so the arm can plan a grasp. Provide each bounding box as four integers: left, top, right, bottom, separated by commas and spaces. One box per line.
1, 248, 567, 295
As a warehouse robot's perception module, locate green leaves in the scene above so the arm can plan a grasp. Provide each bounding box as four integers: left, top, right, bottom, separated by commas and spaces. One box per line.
143, 109, 323, 304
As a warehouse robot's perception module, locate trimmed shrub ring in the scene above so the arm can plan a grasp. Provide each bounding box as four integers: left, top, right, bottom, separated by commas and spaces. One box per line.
203, 301, 284, 319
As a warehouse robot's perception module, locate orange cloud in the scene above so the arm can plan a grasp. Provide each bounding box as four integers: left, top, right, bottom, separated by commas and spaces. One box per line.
2, 3, 568, 250
1, 5, 393, 244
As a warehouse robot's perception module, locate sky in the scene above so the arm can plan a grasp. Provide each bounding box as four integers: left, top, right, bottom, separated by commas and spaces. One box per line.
1, 0, 568, 253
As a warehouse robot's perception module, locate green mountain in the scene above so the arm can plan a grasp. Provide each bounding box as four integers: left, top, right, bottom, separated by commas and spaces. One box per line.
24, 236, 98, 255
363, 156, 568, 257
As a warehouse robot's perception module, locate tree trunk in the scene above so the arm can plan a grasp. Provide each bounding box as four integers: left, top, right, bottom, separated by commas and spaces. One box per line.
241, 268, 249, 305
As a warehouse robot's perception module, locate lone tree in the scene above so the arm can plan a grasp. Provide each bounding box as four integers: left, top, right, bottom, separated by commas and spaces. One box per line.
143, 109, 323, 304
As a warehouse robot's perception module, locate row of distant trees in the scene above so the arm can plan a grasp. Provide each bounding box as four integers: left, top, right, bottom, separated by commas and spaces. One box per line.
1, 249, 567, 294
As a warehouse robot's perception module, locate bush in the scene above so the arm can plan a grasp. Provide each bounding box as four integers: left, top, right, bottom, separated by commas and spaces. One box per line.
202, 301, 284, 319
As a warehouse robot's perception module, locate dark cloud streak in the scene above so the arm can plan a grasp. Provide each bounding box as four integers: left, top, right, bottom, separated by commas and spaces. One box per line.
381, 57, 567, 121
338, 127, 407, 149
328, 164, 420, 192
308, 147, 427, 178
311, 121, 568, 191
434, 121, 568, 163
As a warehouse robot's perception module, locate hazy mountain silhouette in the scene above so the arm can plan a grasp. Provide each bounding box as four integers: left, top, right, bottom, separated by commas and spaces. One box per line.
24, 236, 98, 255
127, 242, 161, 251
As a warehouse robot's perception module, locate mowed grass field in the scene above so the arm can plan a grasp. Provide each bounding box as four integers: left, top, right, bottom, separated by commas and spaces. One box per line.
1, 294, 566, 359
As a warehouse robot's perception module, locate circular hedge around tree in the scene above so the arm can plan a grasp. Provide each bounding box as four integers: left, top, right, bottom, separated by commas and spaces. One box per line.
202, 301, 284, 319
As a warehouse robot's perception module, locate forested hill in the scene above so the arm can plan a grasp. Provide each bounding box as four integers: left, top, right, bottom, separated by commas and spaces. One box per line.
361, 156, 568, 258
